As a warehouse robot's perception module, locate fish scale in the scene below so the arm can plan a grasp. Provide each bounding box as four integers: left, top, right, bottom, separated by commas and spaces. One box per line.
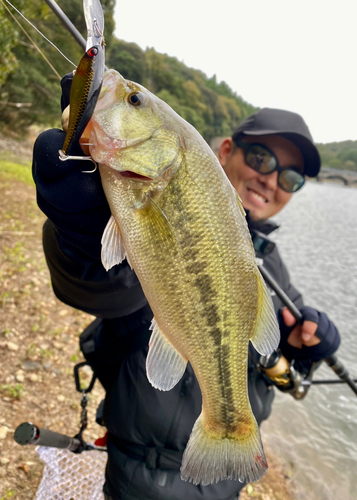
87, 69, 280, 485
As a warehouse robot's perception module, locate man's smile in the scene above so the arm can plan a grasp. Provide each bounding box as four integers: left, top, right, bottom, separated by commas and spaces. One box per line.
246, 187, 269, 205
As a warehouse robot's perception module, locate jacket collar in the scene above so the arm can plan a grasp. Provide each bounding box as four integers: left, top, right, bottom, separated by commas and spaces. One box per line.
245, 210, 279, 235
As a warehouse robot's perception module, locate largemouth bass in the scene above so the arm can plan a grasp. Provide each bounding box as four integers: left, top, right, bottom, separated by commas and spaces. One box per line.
85, 69, 280, 485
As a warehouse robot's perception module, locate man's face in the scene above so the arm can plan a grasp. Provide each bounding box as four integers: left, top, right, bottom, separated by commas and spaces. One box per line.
218, 135, 304, 221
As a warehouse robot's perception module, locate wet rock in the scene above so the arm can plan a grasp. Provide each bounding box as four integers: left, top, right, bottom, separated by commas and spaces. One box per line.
22, 361, 41, 371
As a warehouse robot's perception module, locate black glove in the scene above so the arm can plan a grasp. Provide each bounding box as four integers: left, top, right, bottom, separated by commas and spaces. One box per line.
278, 306, 341, 362
32, 74, 148, 318
32, 74, 110, 260
60, 72, 73, 113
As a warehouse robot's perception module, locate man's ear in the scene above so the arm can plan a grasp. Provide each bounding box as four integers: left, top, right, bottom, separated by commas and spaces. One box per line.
218, 138, 234, 167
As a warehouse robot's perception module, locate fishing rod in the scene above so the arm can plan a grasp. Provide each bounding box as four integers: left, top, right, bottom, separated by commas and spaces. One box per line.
14, 422, 84, 451
44, 0, 108, 74
14, 361, 106, 454
44, 0, 87, 51
253, 232, 357, 398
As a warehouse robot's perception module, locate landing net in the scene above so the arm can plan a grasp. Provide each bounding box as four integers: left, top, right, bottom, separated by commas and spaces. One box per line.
35, 446, 106, 500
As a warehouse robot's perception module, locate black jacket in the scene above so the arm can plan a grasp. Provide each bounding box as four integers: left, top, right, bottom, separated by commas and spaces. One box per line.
33, 90, 340, 500
41, 216, 312, 500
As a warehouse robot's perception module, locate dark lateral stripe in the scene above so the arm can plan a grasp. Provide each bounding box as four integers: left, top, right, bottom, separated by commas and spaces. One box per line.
164, 160, 238, 433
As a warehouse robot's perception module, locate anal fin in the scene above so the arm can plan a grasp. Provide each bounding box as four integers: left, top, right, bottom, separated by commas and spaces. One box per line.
146, 318, 187, 391
250, 273, 280, 355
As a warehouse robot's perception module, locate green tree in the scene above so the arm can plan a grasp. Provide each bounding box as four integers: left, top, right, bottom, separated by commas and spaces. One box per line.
0, 1, 21, 86
107, 38, 146, 83
337, 149, 357, 165
0, 0, 115, 131
317, 140, 357, 172
1, 4, 256, 142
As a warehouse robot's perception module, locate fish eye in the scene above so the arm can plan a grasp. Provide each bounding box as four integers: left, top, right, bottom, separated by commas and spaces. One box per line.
128, 92, 144, 107
87, 47, 98, 57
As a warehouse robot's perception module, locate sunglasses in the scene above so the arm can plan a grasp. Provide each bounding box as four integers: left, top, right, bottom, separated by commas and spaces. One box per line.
235, 141, 305, 193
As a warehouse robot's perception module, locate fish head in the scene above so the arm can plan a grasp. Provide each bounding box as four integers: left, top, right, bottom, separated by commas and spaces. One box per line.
88, 69, 182, 183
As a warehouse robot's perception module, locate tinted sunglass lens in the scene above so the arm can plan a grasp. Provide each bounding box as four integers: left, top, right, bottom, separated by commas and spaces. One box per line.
246, 145, 277, 174
279, 169, 305, 193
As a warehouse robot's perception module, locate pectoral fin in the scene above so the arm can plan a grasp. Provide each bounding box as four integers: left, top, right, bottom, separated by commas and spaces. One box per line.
146, 318, 187, 391
101, 215, 128, 271
250, 274, 280, 355
142, 195, 177, 243
235, 190, 246, 218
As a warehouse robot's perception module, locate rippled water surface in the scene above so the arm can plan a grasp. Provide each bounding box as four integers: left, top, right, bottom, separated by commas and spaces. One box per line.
261, 181, 357, 500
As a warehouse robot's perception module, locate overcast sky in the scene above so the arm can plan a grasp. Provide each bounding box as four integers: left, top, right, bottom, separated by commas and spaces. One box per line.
114, 0, 357, 144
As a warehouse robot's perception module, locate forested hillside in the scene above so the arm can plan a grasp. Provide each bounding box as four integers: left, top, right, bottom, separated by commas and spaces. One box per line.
316, 140, 357, 171
0, 0, 115, 130
106, 39, 257, 140
1, 0, 356, 167
0, 0, 255, 142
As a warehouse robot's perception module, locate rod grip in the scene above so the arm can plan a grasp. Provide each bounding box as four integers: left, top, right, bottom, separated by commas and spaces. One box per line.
14, 422, 81, 451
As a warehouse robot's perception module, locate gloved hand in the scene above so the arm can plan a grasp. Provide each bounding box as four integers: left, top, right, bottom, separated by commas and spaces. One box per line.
278, 306, 340, 362
32, 73, 110, 260
32, 74, 148, 318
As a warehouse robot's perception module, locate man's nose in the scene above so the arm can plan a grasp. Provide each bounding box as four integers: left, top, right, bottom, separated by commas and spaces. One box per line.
258, 170, 279, 189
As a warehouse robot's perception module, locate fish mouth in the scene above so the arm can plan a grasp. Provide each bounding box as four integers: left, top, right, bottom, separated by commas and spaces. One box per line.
119, 171, 153, 181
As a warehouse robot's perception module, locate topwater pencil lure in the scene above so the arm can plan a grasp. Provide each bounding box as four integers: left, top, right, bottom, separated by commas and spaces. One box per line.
58, 0, 105, 161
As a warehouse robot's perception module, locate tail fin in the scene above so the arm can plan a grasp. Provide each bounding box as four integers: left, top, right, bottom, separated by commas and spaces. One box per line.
181, 415, 267, 486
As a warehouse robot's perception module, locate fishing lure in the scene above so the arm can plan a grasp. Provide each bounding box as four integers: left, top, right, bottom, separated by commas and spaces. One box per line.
59, 0, 105, 161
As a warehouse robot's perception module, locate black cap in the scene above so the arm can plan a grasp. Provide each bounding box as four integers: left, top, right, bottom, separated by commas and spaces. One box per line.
232, 108, 321, 177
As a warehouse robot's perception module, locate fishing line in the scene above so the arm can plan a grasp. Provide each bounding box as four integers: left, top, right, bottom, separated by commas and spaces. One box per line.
2, 0, 76, 73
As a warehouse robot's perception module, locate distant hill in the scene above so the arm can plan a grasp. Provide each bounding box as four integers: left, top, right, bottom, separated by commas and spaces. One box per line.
316, 141, 357, 172
0, 0, 115, 132
0, 2, 256, 142
106, 39, 257, 142
1, 3, 355, 161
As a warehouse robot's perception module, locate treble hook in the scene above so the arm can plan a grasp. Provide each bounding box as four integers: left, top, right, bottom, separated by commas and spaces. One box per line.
82, 162, 98, 174
58, 149, 98, 173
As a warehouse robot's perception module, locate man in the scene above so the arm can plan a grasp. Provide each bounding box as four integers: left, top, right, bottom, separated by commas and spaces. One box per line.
218, 108, 332, 351
32, 76, 340, 499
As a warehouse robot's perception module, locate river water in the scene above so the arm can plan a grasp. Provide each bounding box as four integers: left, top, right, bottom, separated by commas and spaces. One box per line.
260, 181, 357, 500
